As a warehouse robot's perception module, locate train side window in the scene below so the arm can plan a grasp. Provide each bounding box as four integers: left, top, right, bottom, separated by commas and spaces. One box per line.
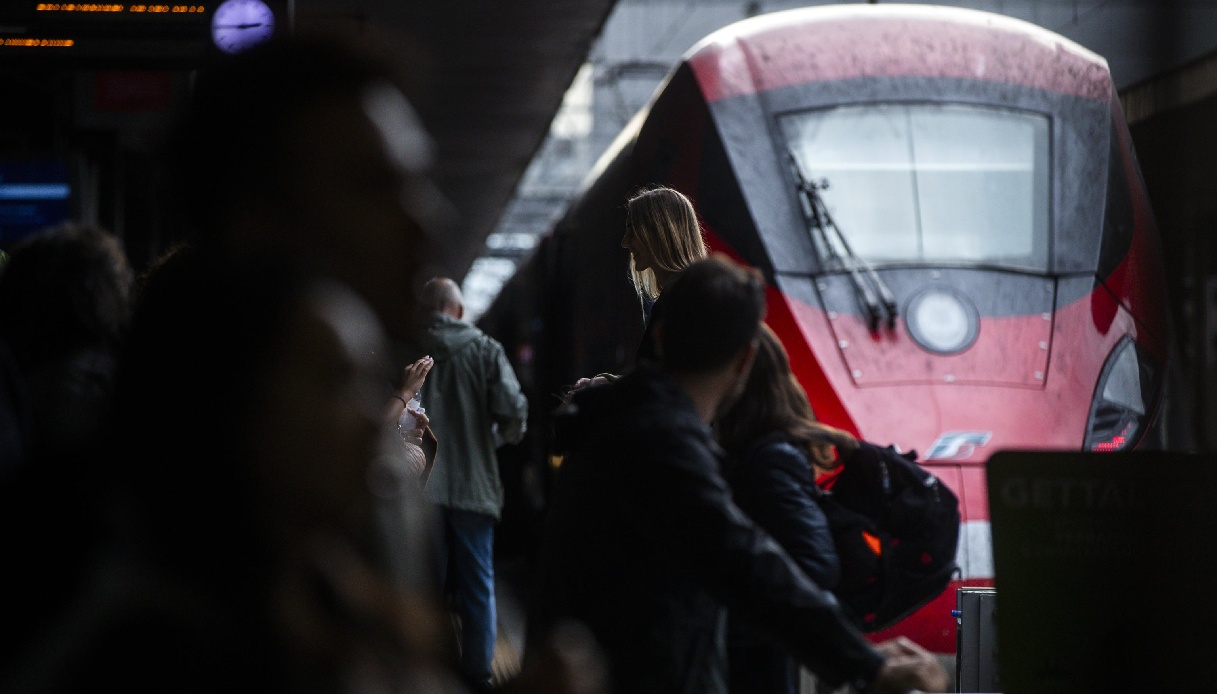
781, 103, 1050, 272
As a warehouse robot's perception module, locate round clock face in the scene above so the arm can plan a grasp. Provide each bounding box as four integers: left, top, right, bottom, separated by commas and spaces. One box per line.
211, 0, 276, 55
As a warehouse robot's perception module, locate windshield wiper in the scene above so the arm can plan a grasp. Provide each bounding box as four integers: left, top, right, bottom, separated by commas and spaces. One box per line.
786, 149, 899, 332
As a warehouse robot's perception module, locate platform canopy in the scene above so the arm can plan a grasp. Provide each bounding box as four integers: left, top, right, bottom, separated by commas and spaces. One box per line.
294, 0, 617, 280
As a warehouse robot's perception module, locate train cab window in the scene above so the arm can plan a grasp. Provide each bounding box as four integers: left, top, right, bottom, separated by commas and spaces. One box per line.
781, 103, 1050, 272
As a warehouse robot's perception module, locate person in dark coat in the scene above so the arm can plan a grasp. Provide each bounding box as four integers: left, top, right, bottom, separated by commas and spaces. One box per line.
0, 223, 134, 675
0, 223, 132, 468
528, 256, 947, 694
0, 253, 463, 694
717, 324, 861, 694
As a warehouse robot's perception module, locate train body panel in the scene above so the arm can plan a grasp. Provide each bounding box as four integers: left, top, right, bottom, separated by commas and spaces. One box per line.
483, 4, 1172, 657
763, 271, 1147, 455
686, 5, 1110, 105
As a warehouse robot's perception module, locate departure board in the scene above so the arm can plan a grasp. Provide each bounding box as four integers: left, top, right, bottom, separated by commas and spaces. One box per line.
0, 0, 289, 66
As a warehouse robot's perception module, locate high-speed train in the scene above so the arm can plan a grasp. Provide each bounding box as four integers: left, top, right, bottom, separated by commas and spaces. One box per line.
482, 4, 1172, 654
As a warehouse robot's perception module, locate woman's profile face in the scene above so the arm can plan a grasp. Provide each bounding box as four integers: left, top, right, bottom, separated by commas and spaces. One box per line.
621, 222, 653, 272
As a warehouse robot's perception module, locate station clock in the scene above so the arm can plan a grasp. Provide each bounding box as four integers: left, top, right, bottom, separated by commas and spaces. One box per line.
211, 0, 276, 54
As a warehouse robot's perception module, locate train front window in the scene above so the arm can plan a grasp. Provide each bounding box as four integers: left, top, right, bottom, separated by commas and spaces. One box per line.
780, 103, 1050, 272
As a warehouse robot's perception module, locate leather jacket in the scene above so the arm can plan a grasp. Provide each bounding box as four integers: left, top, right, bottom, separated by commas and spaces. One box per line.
530, 366, 883, 694
728, 434, 840, 590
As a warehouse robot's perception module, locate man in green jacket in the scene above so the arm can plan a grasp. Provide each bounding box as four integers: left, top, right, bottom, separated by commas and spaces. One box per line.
410, 277, 528, 689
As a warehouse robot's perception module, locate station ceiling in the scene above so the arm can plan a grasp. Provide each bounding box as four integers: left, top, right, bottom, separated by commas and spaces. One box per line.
297, 0, 618, 280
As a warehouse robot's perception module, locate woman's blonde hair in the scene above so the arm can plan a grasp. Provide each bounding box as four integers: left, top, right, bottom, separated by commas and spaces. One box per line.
624, 186, 708, 300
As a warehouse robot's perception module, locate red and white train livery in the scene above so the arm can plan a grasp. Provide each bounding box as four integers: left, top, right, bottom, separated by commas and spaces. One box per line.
486, 4, 1171, 654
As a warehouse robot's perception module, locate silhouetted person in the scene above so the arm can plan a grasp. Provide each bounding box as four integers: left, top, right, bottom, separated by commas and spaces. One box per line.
1, 253, 464, 694
567, 186, 708, 396
407, 277, 528, 689
0, 223, 133, 677
530, 256, 948, 694
148, 32, 611, 694
164, 31, 441, 340
0, 222, 132, 467
160, 30, 450, 603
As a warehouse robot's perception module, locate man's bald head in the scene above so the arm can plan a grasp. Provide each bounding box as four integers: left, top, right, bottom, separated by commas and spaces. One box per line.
421, 277, 463, 319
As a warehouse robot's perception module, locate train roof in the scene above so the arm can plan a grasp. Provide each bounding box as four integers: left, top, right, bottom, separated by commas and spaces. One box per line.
686, 4, 1112, 104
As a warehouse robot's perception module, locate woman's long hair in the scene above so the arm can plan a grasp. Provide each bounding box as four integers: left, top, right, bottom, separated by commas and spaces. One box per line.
624, 186, 708, 301
717, 324, 857, 468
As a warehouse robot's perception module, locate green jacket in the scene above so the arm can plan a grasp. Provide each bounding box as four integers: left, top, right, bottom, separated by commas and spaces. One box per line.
407, 313, 527, 518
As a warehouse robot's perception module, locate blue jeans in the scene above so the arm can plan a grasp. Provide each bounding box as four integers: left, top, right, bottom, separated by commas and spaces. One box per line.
437, 507, 496, 687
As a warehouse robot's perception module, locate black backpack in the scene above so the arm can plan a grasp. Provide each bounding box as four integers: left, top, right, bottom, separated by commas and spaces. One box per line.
815, 440, 961, 632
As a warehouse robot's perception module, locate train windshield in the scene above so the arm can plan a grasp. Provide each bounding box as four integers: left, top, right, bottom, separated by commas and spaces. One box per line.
781, 103, 1050, 272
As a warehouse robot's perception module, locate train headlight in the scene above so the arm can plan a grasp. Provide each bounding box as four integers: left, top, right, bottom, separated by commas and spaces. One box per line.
905, 288, 979, 355
1085, 337, 1159, 452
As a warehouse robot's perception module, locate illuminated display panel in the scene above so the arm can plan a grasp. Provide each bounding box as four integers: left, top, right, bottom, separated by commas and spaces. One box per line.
2, 38, 76, 46
0, 160, 73, 250
33, 4, 207, 12
0, 1, 285, 66
2, 2, 212, 21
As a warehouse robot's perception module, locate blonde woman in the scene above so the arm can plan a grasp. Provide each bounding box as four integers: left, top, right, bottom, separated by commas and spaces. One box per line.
620, 186, 709, 363
566, 187, 710, 398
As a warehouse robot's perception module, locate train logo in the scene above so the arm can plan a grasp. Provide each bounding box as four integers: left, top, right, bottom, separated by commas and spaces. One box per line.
926, 432, 992, 461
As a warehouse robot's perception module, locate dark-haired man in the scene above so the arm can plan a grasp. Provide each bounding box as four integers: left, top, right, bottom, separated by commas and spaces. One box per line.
530, 256, 947, 694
